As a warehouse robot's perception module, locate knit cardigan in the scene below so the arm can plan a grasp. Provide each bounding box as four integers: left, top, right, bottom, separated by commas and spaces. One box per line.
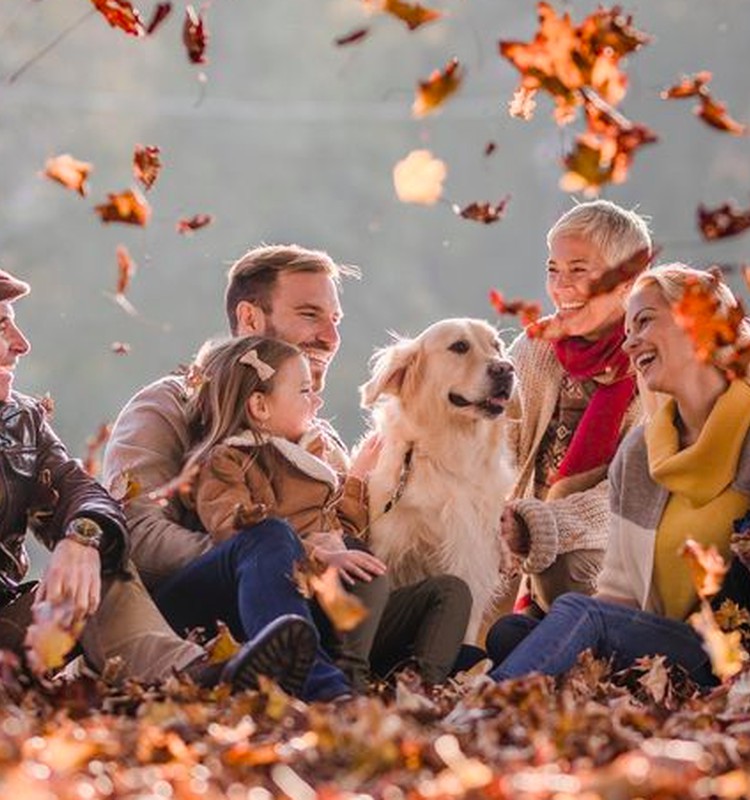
506, 332, 643, 575
599, 420, 750, 613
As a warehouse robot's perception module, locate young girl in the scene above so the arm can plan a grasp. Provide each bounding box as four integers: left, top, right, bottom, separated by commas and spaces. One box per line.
156, 334, 471, 693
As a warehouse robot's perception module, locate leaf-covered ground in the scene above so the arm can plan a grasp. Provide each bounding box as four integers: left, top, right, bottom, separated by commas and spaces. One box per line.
2, 651, 750, 800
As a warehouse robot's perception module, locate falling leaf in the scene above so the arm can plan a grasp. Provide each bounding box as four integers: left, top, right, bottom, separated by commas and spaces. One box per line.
43, 154, 93, 197
371, 0, 443, 31
24, 600, 84, 674
145, 1, 171, 35
334, 27, 370, 46
205, 621, 241, 665
715, 599, 750, 632
453, 197, 510, 225
307, 565, 368, 633
90, 0, 145, 36
508, 87, 537, 120
133, 145, 161, 191
183, 4, 208, 64
107, 470, 141, 503
176, 213, 214, 234
586, 246, 655, 296
412, 57, 463, 118
111, 341, 131, 355
94, 188, 151, 226
660, 70, 713, 100
489, 289, 542, 327
37, 392, 55, 419
698, 201, 750, 241
689, 601, 747, 682
115, 245, 137, 297
148, 462, 201, 506
83, 422, 112, 477
483, 141, 497, 157
680, 539, 729, 600
661, 70, 746, 135
393, 149, 446, 205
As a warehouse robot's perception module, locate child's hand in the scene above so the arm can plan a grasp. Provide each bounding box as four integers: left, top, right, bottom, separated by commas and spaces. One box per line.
313, 545, 387, 585
349, 433, 383, 480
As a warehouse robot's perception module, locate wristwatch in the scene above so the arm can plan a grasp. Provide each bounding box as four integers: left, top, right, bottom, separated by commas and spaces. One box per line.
64, 517, 103, 550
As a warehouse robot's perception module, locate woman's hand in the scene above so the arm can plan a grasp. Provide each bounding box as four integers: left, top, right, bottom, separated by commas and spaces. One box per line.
500, 505, 531, 558
349, 433, 383, 480
312, 540, 387, 585
34, 539, 102, 622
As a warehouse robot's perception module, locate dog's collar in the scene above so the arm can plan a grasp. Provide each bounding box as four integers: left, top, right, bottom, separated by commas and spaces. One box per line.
383, 445, 414, 514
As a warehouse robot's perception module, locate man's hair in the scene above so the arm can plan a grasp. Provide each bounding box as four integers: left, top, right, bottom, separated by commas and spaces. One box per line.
547, 200, 652, 268
225, 244, 359, 334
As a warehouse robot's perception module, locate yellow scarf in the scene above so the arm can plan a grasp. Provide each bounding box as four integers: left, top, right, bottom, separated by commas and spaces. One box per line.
647, 380, 750, 619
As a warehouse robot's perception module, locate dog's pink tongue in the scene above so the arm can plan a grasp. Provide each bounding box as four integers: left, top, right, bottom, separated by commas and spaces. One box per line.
486, 396, 507, 407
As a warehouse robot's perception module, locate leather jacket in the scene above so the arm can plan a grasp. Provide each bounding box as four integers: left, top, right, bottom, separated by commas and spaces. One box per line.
0, 392, 128, 596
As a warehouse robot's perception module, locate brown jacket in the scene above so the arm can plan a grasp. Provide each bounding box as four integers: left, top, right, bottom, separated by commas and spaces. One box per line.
0, 393, 128, 596
189, 430, 368, 545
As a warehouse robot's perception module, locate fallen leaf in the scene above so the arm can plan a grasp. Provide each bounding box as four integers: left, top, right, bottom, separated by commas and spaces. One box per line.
393, 149, 446, 205
183, 4, 208, 64
680, 539, 729, 600
43, 154, 93, 197
24, 600, 84, 674
90, 0, 145, 36
334, 27, 370, 46
94, 188, 151, 226
412, 57, 463, 118
453, 197, 510, 225
176, 213, 214, 234
133, 144, 161, 191
145, 2, 171, 35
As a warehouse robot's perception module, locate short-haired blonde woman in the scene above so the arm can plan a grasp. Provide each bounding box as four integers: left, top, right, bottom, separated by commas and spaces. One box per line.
489, 264, 750, 685
501, 200, 652, 619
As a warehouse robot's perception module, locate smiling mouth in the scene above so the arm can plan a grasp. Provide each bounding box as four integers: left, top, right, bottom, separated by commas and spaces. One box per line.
558, 302, 586, 313
449, 390, 511, 417
634, 353, 656, 372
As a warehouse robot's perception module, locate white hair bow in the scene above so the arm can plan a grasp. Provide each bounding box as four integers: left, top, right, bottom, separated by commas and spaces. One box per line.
239, 349, 275, 381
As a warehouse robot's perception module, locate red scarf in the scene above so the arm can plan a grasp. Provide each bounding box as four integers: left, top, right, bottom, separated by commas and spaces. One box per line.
551, 322, 636, 482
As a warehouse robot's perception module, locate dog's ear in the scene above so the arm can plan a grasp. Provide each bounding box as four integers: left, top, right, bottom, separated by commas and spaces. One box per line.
360, 337, 420, 407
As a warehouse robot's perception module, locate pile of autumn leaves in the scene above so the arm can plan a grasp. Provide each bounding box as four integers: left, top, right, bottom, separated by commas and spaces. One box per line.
4, 537, 750, 800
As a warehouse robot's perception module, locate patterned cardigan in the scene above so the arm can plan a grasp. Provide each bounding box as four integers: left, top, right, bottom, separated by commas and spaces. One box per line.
506, 332, 643, 575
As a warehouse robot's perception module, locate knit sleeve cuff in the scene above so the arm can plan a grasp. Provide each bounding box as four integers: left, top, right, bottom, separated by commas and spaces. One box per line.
513, 498, 559, 574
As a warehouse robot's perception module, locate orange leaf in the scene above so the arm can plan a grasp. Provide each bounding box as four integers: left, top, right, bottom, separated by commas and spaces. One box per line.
133, 144, 161, 191
94, 188, 151, 226
696, 93, 747, 136
145, 2, 171, 35
43, 154, 93, 197
680, 539, 729, 600
108, 470, 142, 503
183, 4, 208, 64
309, 566, 369, 633
453, 197, 511, 225
24, 600, 84, 674
698, 202, 750, 241
176, 213, 214, 234
83, 422, 112, 477
689, 601, 746, 682
412, 57, 463, 118
393, 149, 446, 205
90, 0, 145, 36
148, 462, 201, 506
115, 245, 137, 296
488, 289, 541, 328
660, 70, 713, 100
376, 0, 442, 31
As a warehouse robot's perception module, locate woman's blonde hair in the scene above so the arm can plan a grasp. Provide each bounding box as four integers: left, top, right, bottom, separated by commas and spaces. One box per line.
185, 335, 301, 468
547, 200, 652, 268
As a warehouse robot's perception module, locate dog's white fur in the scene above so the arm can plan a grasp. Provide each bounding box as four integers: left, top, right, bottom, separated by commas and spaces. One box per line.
360, 318, 516, 642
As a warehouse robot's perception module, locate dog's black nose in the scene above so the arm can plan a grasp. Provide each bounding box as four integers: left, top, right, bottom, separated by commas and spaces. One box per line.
487, 360, 514, 380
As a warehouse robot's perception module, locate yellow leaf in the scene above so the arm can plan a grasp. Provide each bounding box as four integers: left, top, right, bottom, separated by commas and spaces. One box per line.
310, 566, 368, 633
24, 600, 83, 674
205, 621, 241, 665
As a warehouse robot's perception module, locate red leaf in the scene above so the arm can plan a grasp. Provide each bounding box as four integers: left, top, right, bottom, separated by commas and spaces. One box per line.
489, 289, 541, 328
176, 213, 214, 234
698, 201, 750, 241
454, 197, 511, 225
334, 27, 370, 46
43, 154, 93, 197
90, 0, 145, 36
661, 71, 746, 135
183, 4, 208, 64
412, 57, 463, 118
94, 188, 151, 226
133, 144, 161, 191
483, 141, 497, 157
145, 2, 171, 35
111, 341, 131, 355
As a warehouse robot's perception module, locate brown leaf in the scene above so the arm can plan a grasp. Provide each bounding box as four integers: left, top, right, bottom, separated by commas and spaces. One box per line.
183, 4, 208, 64
698, 201, 750, 241
133, 144, 161, 191
110, 341, 131, 355
309, 566, 369, 633
412, 57, 463, 118
90, 0, 145, 36
696, 93, 747, 136
689, 600, 746, 681
483, 141, 497, 157
714, 599, 750, 632
43, 154, 93, 197
94, 188, 151, 226
377, 0, 443, 31
660, 70, 713, 100
24, 600, 84, 674
586, 246, 655, 296
145, 2, 171, 35
176, 213, 214, 234
83, 422, 112, 477
453, 197, 510, 225
334, 27, 370, 46
393, 149, 446, 205
115, 245, 137, 296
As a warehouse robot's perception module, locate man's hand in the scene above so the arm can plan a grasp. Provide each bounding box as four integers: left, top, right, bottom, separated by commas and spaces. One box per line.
34, 538, 102, 622
500, 505, 531, 558
349, 433, 383, 480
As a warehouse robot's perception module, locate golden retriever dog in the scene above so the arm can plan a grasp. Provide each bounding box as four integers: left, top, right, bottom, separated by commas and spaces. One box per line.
360, 318, 516, 642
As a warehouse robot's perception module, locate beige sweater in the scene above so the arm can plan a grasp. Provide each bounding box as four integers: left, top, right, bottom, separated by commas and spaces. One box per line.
102, 375, 349, 590
506, 333, 643, 576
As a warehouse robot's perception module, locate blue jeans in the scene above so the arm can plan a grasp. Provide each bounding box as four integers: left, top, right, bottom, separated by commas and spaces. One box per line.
155, 518, 351, 701
488, 593, 716, 687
